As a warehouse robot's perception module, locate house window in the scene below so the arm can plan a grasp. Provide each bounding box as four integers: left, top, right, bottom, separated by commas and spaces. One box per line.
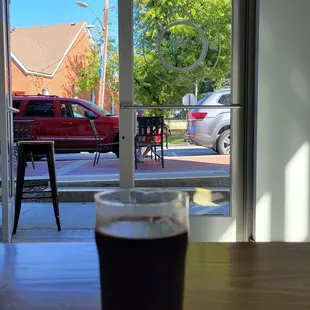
24, 101, 54, 117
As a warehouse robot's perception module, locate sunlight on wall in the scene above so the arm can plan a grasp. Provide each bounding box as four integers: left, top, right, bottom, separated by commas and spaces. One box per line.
255, 192, 271, 241
218, 219, 236, 242
189, 217, 236, 242
285, 142, 310, 241
289, 67, 308, 105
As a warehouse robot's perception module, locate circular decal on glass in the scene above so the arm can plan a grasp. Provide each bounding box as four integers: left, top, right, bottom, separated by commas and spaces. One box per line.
156, 20, 208, 73
140, 5, 221, 86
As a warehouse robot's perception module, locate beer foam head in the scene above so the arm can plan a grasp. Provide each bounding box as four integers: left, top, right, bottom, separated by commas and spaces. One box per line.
95, 189, 189, 207
95, 189, 189, 238
97, 216, 187, 239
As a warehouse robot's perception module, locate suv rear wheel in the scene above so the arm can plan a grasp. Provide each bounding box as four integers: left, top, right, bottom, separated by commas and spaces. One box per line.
217, 130, 230, 155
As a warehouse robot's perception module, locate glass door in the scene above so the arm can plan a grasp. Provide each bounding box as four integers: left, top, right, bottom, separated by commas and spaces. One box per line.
0, 0, 15, 242
118, 0, 254, 241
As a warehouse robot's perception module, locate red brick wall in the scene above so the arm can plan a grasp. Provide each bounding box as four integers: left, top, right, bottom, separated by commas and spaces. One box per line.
11, 60, 29, 93
104, 85, 119, 114
12, 27, 92, 100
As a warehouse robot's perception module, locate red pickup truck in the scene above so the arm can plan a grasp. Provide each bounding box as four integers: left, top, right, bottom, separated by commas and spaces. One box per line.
13, 95, 119, 157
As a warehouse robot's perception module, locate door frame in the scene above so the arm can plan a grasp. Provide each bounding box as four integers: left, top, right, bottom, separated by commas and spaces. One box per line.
0, 0, 257, 242
117, 0, 257, 241
0, 0, 14, 242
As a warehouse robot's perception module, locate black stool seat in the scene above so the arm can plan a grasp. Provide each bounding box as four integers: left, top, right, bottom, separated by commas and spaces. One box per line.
13, 140, 61, 234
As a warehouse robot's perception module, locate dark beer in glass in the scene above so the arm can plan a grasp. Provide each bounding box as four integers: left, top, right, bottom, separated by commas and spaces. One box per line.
95, 189, 189, 310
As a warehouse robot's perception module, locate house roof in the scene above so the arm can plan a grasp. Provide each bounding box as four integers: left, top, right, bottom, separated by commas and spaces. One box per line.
10, 21, 88, 77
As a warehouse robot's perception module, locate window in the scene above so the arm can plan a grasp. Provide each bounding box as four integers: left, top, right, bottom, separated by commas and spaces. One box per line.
13, 100, 21, 110
197, 92, 213, 105
80, 100, 110, 116
60, 102, 90, 118
218, 94, 231, 106
24, 101, 54, 117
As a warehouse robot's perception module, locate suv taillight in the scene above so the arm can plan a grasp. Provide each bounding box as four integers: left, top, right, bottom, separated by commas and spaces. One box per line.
189, 112, 208, 120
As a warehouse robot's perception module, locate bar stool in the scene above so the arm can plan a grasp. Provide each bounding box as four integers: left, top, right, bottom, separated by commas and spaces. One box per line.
13, 141, 61, 234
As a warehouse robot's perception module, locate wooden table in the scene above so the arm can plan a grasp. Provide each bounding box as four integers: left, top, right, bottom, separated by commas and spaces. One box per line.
0, 242, 310, 310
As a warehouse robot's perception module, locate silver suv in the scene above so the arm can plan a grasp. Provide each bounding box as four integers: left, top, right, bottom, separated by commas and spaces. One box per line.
186, 89, 231, 155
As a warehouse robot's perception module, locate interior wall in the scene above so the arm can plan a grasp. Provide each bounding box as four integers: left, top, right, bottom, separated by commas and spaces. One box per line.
256, 0, 310, 241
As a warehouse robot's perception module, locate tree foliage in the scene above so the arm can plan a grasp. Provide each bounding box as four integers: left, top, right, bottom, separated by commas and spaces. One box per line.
105, 37, 119, 100
75, 47, 100, 95
133, 0, 231, 113
75, 0, 231, 115
75, 35, 119, 100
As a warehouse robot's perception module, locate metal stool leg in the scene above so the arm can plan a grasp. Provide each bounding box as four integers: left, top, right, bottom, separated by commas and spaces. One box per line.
13, 145, 27, 235
93, 150, 98, 167
46, 145, 61, 231
135, 139, 138, 169
161, 142, 164, 168
97, 149, 101, 164
30, 152, 35, 169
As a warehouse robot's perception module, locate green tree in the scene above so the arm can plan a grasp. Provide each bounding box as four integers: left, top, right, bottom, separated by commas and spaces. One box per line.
75, 47, 100, 95
75, 36, 119, 100
134, 53, 193, 117
105, 37, 119, 101
134, 0, 231, 111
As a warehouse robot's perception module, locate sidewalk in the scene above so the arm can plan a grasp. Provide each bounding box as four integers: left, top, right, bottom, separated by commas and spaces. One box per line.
0, 201, 229, 242
0, 146, 231, 242
1, 147, 230, 182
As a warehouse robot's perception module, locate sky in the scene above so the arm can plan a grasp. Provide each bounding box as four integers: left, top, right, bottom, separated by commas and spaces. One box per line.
10, 0, 118, 39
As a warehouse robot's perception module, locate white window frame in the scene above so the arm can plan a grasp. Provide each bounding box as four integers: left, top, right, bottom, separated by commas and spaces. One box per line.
117, 0, 257, 241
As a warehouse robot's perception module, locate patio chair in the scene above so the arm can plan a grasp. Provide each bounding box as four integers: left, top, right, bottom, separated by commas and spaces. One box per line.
89, 119, 119, 166
135, 116, 165, 168
13, 120, 35, 169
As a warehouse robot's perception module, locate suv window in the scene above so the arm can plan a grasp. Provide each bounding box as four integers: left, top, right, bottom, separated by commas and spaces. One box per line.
60, 102, 90, 118
197, 92, 213, 105
13, 100, 22, 115
24, 101, 54, 117
13, 100, 21, 110
218, 94, 231, 106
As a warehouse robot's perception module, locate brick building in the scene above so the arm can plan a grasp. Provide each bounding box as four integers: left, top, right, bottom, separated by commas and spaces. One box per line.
11, 21, 93, 101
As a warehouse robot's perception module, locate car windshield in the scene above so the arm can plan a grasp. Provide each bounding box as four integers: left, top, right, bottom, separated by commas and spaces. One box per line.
197, 92, 212, 105
80, 100, 111, 116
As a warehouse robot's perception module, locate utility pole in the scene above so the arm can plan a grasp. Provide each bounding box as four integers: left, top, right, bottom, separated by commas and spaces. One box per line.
195, 81, 198, 97
99, 0, 109, 109
76, 1, 109, 108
